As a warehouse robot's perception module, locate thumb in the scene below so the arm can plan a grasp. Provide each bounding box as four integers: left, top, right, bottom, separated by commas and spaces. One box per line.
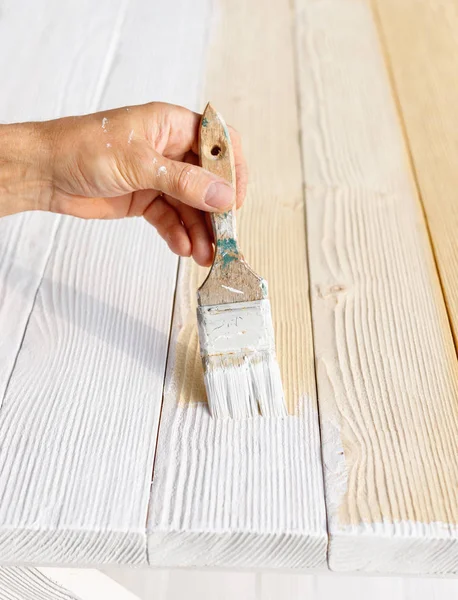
145, 156, 235, 212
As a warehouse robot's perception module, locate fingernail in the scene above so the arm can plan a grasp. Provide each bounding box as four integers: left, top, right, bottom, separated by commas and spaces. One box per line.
205, 182, 234, 210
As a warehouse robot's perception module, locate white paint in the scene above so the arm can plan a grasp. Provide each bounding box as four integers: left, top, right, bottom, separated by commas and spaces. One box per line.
0, 0, 215, 566
152, 157, 158, 164
128, 129, 134, 144
197, 300, 286, 417
102, 117, 108, 131
157, 165, 167, 176
331, 521, 458, 574
0, 568, 141, 600
221, 284, 244, 294
148, 255, 326, 565
197, 299, 275, 354
106, 142, 112, 148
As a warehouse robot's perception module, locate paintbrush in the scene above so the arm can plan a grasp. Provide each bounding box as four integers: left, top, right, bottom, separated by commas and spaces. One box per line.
196, 103, 286, 419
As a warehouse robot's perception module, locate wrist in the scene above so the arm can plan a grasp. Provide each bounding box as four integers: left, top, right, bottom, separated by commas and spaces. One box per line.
0, 122, 53, 217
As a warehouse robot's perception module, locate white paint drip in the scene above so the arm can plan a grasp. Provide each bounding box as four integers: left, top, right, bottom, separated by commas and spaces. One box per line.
157, 165, 167, 176
221, 285, 244, 295
106, 142, 112, 148
102, 117, 108, 132
127, 129, 134, 144
152, 157, 158, 164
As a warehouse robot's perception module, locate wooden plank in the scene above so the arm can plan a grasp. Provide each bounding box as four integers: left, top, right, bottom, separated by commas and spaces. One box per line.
295, 0, 458, 574
147, 0, 327, 569
0, 568, 141, 600
0, 568, 79, 600
372, 0, 458, 348
0, 213, 58, 402
0, 0, 125, 406
0, 0, 212, 565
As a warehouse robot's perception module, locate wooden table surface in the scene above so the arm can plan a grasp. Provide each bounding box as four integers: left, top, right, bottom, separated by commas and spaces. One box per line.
0, 0, 456, 577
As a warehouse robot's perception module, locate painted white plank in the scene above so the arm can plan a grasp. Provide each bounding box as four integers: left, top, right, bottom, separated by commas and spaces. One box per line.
0, 213, 58, 402
0, 0, 212, 565
0, 218, 177, 564
0, 0, 125, 407
0, 568, 78, 600
0, 567, 141, 600
295, 0, 458, 574
147, 0, 327, 570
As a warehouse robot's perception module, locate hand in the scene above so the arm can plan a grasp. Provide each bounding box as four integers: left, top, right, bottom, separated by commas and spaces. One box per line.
0, 103, 248, 266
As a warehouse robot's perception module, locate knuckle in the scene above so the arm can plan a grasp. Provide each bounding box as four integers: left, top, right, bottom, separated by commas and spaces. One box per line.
175, 165, 192, 195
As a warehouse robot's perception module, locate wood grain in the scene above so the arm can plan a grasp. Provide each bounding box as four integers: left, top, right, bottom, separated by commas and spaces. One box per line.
0, 218, 176, 564
0, 568, 78, 600
0, 568, 141, 600
147, 0, 327, 569
372, 0, 458, 349
0, 0, 126, 412
0, 0, 213, 565
198, 103, 265, 306
295, 0, 458, 574
0, 214, 58, 404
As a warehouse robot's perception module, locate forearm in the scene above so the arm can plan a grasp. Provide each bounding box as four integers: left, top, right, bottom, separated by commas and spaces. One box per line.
0, 122, 52, 217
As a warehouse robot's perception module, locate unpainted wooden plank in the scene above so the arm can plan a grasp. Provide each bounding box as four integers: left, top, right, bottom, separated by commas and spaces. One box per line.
371, 0, 458, 347
147, 0, 327, 569
295, 0, 458, 574
0, 0, 212, 565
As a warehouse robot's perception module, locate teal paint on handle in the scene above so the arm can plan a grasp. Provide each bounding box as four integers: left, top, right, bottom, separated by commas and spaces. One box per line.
216, 237, 238, 268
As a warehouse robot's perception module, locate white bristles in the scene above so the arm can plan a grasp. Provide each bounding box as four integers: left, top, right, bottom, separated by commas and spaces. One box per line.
197, 300, 287, 419
202, 351, 286, 418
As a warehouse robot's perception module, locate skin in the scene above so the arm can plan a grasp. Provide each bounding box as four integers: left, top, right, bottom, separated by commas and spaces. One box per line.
0, 102, 248, 266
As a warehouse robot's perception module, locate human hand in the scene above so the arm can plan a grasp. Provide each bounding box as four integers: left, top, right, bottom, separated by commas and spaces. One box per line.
0, 103, 247, 266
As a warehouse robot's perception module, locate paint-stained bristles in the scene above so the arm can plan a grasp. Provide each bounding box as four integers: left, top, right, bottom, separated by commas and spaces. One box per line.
197, 299, 287, 419
203, 351, 286, 418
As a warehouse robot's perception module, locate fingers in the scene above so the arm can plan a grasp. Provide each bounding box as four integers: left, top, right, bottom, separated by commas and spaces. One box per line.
143, 195, 191, 257
165, 195, 214, 267
141, 193, 213, 265
140, 155, 235, 212
191, 123, 248, 209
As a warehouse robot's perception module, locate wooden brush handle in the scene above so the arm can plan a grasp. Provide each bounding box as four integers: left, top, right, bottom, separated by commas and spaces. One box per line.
199, 103, 238, 261
197, 103, 266, 306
